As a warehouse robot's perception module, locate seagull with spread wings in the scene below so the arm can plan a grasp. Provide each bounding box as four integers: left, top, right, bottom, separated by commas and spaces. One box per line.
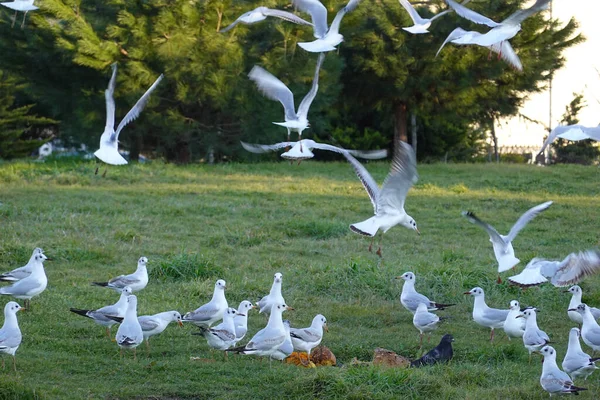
537, 124, 600, 157
219, 6, 313, 33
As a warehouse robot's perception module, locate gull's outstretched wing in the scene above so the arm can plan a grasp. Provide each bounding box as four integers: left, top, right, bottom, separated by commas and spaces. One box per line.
248, 66, 297, 121
436, 27, 472, 57
550, 250, 600, 287
294, 0, 329, 38
489, 41, 522, 71
240, 141, 294, 154
104, 63, 118, 134
398, 0, 427, 25
297, 52, 325, 120
377, 141, 418, 213
340, 151, 380, 213
462, 211, 505, 245
445, 0, 500, 28
502, 0, 551, 26
262, 8, 314, 26
505, 201, 552, 243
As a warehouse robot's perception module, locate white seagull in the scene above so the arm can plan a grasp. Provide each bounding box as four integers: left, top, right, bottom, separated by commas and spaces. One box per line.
569, 304, 600, 354
538, 124, 600, 156
566, 285, 600, 326
220, 6, 313, 33
412, 303, 444, 347
290, 314, 328, 357
233, 300, 256, 346
398, 272, 455, 313
398, 0, 470, 34
0, 252, 48, 310
464, 287, 508, 342
94, 63, 163, 168
70, 286, 133, 338
461, 201, 553, 281
182, 279, 228, 327
109, 310, 183, 353
0, 301, 23, 372
503, 300, 526, 340
194, 307, 241, 355
92, 256, 149, 293
240, 139, 388, 162
0, 0, 38, 28
257, 273, 286, 315
271, 319, 294, 361
562, 327, 599, 381
227, 303, 292, 359
540, 346, 587, 396
519, 308, 550, 361
508, 250, 600, 288
248, 53, 324, 150
0, 247, 44, 282
293, 0, 361, 53
348, 141, 419, 256
115, 294, 143, 360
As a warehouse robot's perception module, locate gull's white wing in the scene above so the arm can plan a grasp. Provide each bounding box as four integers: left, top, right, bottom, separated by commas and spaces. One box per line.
414, 311, 439, 326
183, 304, 220, 322
402, 292, 433, 309
550, 250, 600, 288
113, 73, 164, 141
340, 151, 380, 213
343, 0, 362, 13
262, 8, 314, 26
505, 201, 553, 243
502, 0, 551, 26
219, 10, 257, 33
582, 125, 600, 141
248, 66, 297, 121
462, 210, 505, 245
436, 27, 472, 57
482, 307, 509, 322
293, 0, 328, 38
508, 258, 551, 287
398, 0, 427, 25
297, 52, 325, 120
328, 4, 350, 36
0, 277, 42, 296
246, 326, 285, 351
445, 0, 500, 28
104, 63, 118, 134
290, 327, 321, 342
377, 141, 418, 213
537, 125, 578, 155
240, 141, 294, 154
489, 41, 522, 71
346, 149, 388, 160
138, 316, 160, 331
108, 274, 141, 288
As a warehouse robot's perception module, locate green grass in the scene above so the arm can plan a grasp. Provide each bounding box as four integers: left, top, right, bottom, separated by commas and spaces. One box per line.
0, 159, 599, 399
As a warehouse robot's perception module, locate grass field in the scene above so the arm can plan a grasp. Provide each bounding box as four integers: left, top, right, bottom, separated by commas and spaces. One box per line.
0, 159, 599, 399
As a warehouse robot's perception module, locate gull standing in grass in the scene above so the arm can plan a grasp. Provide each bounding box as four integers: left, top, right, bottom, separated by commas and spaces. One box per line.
540, 346, 587, 396
227, 303, 292, 360
293, 0, 361, 53
248, 53, 324, 154
219, 6, 313, 33
562, 328, 599, 381
464, 287, 508, 342
115, 295, 143, 360
397, 0, 470, 34
538, 124, 600, 156
0, 0, 37, 28
271, 320, 294, 361
290, 314, 328, 358
257, 273, 286, 316
569, 304, 600, 355
398, 272, 455, 314
240, 139, 388, 162
566, 285, 600, 326
92, 256, 149, 293
182, 279, 228, 328
519, 308, 550, 362
94, 63, 163, 174
110, 310, 183, 354
0, 252, 48, 310
194, 307, 241, 358
508, 250, 600, 288
503, 300, 526, 340
233, 301, 256, 347
347, 141, 419, 256
70, 286, 133, 339
0, 247, 44, 282
0, 302, 22, 372
413, 303, 444, 347
461, 201, 553, 282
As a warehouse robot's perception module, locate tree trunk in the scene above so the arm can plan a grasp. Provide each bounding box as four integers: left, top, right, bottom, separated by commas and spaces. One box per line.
410, 112, 417, 157
489, 119, 499, 163
394, 102, 408, 154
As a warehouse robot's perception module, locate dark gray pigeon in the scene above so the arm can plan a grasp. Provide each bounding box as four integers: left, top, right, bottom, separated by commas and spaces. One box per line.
411, 334, 454, 367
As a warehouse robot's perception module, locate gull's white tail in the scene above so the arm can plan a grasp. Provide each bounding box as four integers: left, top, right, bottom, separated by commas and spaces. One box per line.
94, 148, 128, 166
498, 254, 520, 273
350, 217, 379, 237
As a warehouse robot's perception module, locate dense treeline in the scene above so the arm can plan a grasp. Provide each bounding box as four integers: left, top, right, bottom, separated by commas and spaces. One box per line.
0, 0, 583, 162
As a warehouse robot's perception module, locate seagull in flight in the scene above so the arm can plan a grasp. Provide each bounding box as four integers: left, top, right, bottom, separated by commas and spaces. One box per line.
94, 63, 163, 175
537, 124, 600, 157
249, 53, 325, 152
397, 0, 471, 34
346, 141, 419, 257
219, 6, 313, 33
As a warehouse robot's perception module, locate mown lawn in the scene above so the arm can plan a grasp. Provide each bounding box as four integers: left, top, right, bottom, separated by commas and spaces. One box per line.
0, 159, 599, 399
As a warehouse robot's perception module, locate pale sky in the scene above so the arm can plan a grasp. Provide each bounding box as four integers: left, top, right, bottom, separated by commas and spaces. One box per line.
496, 0, 600, 147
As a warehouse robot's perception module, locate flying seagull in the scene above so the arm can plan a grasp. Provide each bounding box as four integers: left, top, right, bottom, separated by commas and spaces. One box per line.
219, 6, 313, 33
94, 63, 163, 173
397, 0, 471, 34
346, 141, 419, 257
537, 124, 600, 157
461, 201, 553, 281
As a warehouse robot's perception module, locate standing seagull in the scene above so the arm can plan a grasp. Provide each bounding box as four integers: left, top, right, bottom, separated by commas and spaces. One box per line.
293, 0, 361, 53
410, 334, 454, 367
290, 314, 328, 358
0, 247, 45, 282
0, 0, 37, 28
92, 257, 149, 293
566, 285, 600, 326
398, 272, 455, 313
257, 273, 286, 316
271, 320, 294, 361
182, 279, 228, 328
412, 303, 444, 347
232, 300, 256, 346
0, 252, 48, 310
562, 328, 599, 381
519, 308, 550, 362
109, 310, 183, 354
0, 302, 22, 372
115, 295, 143, 360
569, 304, 600, 355
539, 346, 587, 396
347, 141, 419, 256
194, 307, 241, 357
248, 53, 325, 153
398, 0, 470, 34
503, 300, 526, 340
461, 201, 553, 281
94, 63, 163, 172
464, 287, 508, 342
70, 286, 133, 338
219, 6, 313, 33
